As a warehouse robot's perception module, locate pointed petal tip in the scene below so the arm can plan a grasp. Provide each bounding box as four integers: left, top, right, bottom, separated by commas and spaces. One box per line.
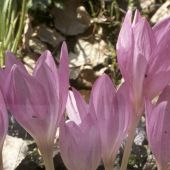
98, 73, 110, 82
60, 41, 69, 63
134, 9, 141, 16
61, 41, 68, 50
133, 9, 142, 24
59, 42, 69, 73
5, 50, 16, 57
5, 50, 13, 56
42, 50, 52, 57
11, 64, 19, 72
97, 74, 116, 88
11, 64, 27, 78
39, 50, 53, 60
101, 73, 109, 78
44, 49, 51, 54
126, 9, 132, 15
4, 51, 28, 74
33, 49, 56, 76
5, 51, 17, 62
58, 41, 69, 114
124, 10, 132, 23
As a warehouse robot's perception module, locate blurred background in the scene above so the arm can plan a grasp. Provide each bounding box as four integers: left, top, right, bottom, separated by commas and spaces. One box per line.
0, 0, 169, 170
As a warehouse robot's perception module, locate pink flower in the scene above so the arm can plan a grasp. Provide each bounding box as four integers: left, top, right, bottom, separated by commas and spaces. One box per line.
91, 74, 131, 169
117, 10, 170, 170
60, 88, 101, 170
0, 90, 8, 169
6, 42, 69, 170
0, 51, 27, 101
117, 10, 170, 116
146, 85, 170, 170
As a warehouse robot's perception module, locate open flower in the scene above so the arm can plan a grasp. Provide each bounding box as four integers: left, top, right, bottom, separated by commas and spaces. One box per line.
146, 85, 170, 170
117, 10, 170, 116
60, 88, 101, 170
117, 10, 170, 170
6, 42, 69, 170
90, 74, 130, 170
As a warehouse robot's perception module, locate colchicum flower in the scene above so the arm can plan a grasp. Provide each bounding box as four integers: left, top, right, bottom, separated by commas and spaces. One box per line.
117, 9, 170, 116
146, 85, 170, 170
60, 88, 101, 170
0, 90, 8, 170
91, 74, 131, 170
117, 10, 170, 170
0, 51, 27, 101
5, 42, 69, 170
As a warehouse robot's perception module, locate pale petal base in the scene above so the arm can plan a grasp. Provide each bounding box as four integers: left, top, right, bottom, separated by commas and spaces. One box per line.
120, 117, 140, 170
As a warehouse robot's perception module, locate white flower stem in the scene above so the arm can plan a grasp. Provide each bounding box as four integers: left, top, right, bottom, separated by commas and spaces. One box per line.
39, 143, 55, 170
42, 151, 55, 170
120, 116, 140, 170
105, 164, 113, 170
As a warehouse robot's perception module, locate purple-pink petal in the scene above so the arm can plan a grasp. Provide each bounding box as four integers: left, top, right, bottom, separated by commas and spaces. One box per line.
60, 114, 101, 170
91, 74, 129, 167
0, 90, 8, 147
58, 42, 69, 115
146, 86, 170, 169
153, 16, 170, 44
7, 66, 51, 143
66, 88, 88, 124
116, 10, 133, 83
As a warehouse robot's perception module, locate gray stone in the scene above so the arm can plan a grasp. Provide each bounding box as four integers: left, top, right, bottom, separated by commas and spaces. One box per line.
69, 39, 110, 79
52, 1, 91, 36
29, 37, 47, 54
3, 135, 28, 170
151, 1, 170, 23
34, 24, 65, 48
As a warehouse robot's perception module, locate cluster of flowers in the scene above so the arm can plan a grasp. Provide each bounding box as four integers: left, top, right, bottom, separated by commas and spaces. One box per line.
0, 9, 169, 170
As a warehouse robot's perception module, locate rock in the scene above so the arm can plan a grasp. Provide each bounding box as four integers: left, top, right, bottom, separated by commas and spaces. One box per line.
134, 128, 146, 146
134, 117, 146, 146
23, 18, 64, 52
24, 23, 65, 74
69, 39, 110, 79
140, 0, 155, 10
70, 65, 97, 90
3, 135, 28, 170
52, 0, 91, 35
143, 153, 157, 170
129, 145, 148, 169
79, 66, 96, 85
34, 24, 65, 48
69, 65, 81, 79
151, 1, 170, 23
74, 39, 109, 66
29, 37, 47, 54
23, 56, 36, 74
